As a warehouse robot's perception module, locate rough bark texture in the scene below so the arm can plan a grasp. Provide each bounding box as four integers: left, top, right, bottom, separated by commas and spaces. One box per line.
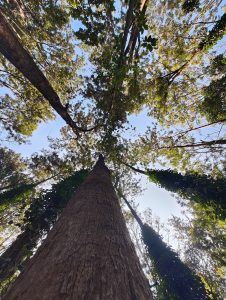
4, 157, 152, 300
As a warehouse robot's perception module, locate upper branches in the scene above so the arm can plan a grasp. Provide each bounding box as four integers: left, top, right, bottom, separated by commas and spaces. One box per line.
0, 9, 99, 138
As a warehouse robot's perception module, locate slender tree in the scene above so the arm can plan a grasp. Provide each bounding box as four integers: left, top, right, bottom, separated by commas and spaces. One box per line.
121, 195, 210, 299
4, 156, 152, 299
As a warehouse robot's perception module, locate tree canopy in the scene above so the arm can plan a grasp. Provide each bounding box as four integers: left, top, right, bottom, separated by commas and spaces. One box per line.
0, 0, 225, 298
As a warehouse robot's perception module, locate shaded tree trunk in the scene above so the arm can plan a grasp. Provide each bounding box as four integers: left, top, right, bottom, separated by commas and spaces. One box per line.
121, 195, 210, 300
123, 163, 226, 219
4, 156, 152, 299
0, 230, 34, 282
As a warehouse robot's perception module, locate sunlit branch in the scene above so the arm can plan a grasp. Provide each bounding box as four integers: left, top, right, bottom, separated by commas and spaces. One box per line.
0, 11, 99, 137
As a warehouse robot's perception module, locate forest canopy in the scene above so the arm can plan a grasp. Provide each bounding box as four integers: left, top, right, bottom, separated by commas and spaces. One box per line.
0, 0, 225, 299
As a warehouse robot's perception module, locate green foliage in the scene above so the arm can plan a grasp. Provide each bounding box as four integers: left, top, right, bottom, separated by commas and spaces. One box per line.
0, 184, 34, 213
24, 169, 88, 234
207, 54, 226, 75
182, 0, 200, 13
0, 0, 83, 141
0, 148, 27, 190
199, 55, 226, 122
142, 36, 158, 52
200, 75, 226, 122
142, 223, 210, 299
148, 169, 226, 219
71, 1, 113, 46
199, 14, 226, 51
170, 216, 226, 299
67, 0, 78, 9
0, 169, 88, 292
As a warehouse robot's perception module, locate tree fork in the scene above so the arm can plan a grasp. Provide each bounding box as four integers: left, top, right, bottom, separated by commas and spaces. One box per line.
4, 156, 152, 299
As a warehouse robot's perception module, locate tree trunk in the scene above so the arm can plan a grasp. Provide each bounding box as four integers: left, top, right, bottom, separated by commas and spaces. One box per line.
0, 230, 33, 283
121, 195, 210, 299
4, 156, 152, 300
0, 10, 95, 136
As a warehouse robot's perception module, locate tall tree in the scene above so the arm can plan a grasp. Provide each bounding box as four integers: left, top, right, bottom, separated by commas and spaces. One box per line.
4, 156, 152, 299
0, 10, 98, 137
0, 1, 85, 142
121, 194, 210, 299
0, 0, 225, 298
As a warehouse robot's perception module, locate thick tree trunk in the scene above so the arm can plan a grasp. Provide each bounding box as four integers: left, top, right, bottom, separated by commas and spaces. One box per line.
4, 156, 152, 299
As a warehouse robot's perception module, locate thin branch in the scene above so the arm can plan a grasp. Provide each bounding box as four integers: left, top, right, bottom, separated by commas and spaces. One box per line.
175, 119, 226, 138
122, 162, 147, 175
159, 139, 226, 150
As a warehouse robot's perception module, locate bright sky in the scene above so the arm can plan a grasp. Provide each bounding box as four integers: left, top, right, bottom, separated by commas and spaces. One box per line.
4, 2, 226, 248
1, 107, 185, 250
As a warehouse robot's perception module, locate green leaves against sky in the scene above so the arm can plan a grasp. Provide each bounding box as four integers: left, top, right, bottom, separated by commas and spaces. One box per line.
0, 0, 225, 298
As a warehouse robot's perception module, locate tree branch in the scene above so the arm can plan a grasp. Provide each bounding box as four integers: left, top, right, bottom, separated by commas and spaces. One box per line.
122, 162, 147, 175
174, 119, 226, 138
119, 0, 137, 62
159, 139, 226, 149
0, 11, 98, 137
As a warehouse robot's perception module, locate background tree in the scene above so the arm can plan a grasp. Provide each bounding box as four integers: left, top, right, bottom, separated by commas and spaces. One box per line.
0, 147, 27, 191
170, 215, 226, 299
0, 1, 84, 141
147, 168, 226, 219
0, 169, 88, 295
120, 193, 210, 300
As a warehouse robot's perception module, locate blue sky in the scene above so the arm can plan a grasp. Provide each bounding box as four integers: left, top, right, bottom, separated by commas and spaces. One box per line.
1, 1, 226, 248
1, 107, 185, 245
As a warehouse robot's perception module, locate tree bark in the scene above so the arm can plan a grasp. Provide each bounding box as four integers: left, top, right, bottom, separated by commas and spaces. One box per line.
0, 11, 98, 137
4, 156, 152, 300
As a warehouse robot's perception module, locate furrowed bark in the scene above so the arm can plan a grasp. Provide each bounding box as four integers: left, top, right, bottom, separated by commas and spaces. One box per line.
4, 156, 152, 300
